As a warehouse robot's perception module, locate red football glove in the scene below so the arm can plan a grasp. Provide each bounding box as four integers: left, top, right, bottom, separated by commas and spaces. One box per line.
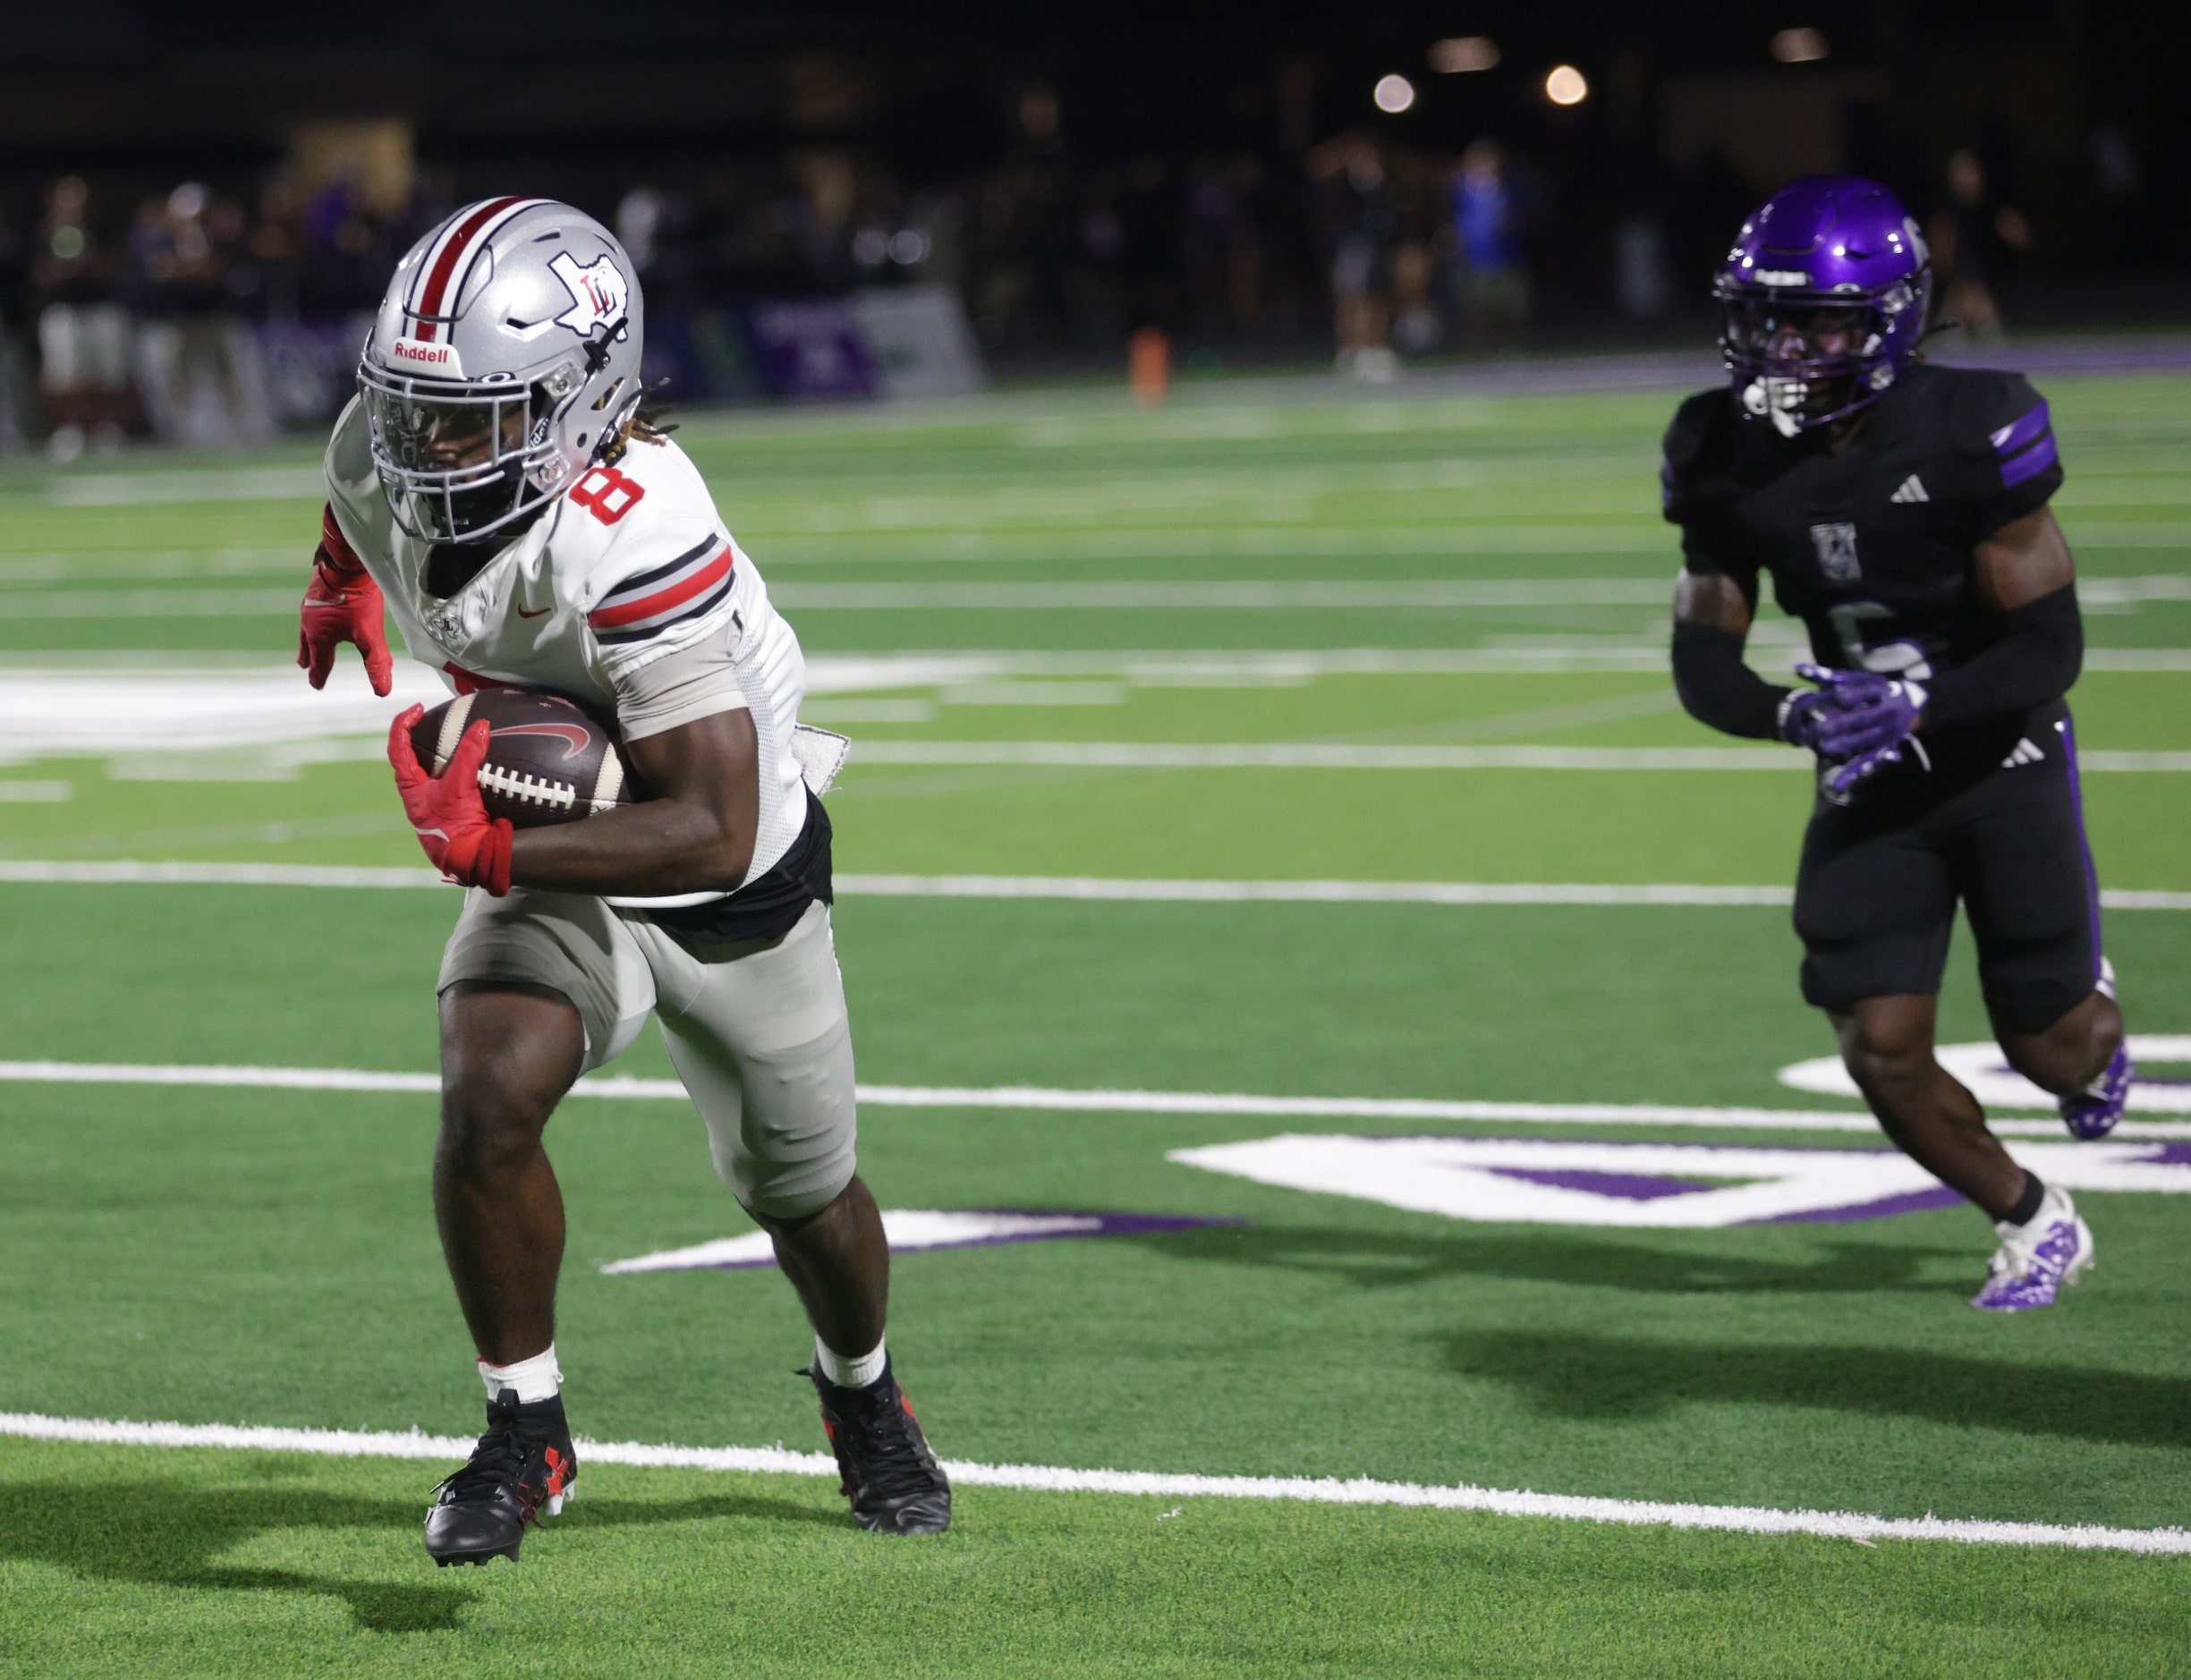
388, 707, 514, 896
299, 503, 393, 696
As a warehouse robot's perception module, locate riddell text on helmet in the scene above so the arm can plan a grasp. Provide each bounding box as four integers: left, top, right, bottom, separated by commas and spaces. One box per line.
389, 337, 467, 378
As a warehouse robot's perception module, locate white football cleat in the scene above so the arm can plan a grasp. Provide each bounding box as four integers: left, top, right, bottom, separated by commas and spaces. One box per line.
1971, 1187, 2093, 1312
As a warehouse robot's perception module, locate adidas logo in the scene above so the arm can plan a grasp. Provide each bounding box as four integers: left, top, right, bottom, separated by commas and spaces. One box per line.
1890, 474, 1929, 504
2002, 736, 2046, 768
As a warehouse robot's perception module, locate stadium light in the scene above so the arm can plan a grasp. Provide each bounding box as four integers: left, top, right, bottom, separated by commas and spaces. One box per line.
1429, 36, 1499, 73
1544, 64, 1589, 105
1770, 27, 1829, 63
1373, 73, 1417, 114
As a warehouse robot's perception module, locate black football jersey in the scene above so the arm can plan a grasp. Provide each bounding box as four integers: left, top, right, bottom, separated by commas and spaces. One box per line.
1660, 363, 2063, 692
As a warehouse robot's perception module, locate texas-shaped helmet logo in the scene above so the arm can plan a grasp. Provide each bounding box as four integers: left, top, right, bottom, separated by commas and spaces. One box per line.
548, 250, 628, 339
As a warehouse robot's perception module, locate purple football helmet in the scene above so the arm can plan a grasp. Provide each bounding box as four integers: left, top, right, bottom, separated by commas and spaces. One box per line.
1715, 174, 1932, 436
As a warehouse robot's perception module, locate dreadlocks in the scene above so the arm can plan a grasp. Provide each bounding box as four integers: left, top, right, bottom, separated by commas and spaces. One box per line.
600, 379, 678, 465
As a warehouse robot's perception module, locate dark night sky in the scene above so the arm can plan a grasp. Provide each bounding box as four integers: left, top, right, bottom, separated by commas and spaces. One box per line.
2, 1, 2184, 279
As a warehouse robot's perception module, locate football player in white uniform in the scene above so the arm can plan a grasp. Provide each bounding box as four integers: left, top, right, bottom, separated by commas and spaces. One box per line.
298, 198, 948, 1563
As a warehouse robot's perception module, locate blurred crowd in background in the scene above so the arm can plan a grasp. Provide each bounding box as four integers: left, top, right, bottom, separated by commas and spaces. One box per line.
3, 168, 412, 455
0, 33, 2165, 454
0, 138, 2090, 457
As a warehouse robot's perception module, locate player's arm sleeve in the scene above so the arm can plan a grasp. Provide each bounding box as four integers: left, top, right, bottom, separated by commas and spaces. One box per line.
1671, 620, 1790, 740
1920, 581, 2083, 733
1660, 396, 1762, 592
582, 525, 750, 740
609, 620, 750, 742
1662, 394, 1788, 740
1955, 372, 2063, 540
320, 397, 380, 559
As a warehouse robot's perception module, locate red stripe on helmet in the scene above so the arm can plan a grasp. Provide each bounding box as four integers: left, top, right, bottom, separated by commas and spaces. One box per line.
412, 196, 524, 342
587, 547, 734, 630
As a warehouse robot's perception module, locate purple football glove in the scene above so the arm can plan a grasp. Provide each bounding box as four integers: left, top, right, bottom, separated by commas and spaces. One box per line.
1822, 742, 1904, 803
1795, 663, 1928, 759
1776, 687, 1837, 753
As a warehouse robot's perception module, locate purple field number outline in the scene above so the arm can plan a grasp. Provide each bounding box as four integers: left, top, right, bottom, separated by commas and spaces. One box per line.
1167, 1135, 2191, 1228
602, 1209, 1237, 1275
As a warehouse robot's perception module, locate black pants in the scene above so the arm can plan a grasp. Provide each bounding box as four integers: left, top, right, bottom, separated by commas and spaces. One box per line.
1794, 701, 2105, 1035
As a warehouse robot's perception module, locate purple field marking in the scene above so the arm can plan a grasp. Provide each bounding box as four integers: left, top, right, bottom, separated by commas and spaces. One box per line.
1347, 1136, 1983, 1225
1759, 1186, 1967, 1224
1932, 336, 2191, 376
1491, 1161, 1967, 1223
1486, 1167, 1715, 1201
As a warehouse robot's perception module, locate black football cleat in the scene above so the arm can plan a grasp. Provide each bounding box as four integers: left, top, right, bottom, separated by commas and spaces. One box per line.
809, 1362, 951, 1534
423, 1388, 577, 1566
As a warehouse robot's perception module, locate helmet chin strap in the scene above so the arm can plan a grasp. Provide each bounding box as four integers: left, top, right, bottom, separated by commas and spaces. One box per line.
1742, 378, 1808, 438
583, 318, 629, 375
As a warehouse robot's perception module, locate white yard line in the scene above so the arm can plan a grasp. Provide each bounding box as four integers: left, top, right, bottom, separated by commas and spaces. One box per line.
0, 1410, 2181, 1554
1, 1059, 2184, 1138
748, 523, 2191, 561
762, 526, 1680, 559
0, 860, 2184, 910
844, 741, 2191, 771
768, 580, 1679, 608
41, 467, 329, 506
747, 575, 2187, 609
19, 574, 2065, 612
0, 590, 301, 619
0, 648, 2185, 758
0, 861, 441, 887
837, 874, 1796, 905
836, 874, 2191, 909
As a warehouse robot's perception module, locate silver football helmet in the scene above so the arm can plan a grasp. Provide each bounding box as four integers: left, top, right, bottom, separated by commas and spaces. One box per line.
360, 198, 645, 543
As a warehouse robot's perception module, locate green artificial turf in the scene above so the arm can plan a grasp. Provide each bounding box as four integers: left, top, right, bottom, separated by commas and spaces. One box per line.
1, 888, 2186, 1532
6, 1442, 2187, 1680
1, 664, 2184, 887
0, 368, 2187, 1674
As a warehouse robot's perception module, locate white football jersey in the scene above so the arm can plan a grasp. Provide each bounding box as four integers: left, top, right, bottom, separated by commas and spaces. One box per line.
324, 398, 811, 903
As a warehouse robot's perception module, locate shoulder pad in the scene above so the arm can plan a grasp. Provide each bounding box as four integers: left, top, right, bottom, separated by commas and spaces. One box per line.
547, 438, 738, 649
1942, 367, 2057, 488
322, 399, 385, 556
586, 532, 737, 648
1932, 365, 2041, 444
1661, 387, 1728, 471
1661, 387, 1735, 521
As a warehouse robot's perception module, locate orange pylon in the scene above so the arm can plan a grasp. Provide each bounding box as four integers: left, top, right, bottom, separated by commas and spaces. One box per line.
1129, 327, 1169, 405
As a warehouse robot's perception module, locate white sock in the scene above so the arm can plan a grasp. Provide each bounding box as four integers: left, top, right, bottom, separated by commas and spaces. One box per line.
814, 1334, 887, 1390
479, 1344, 561, 1404
2003, 1185, 2073, 1236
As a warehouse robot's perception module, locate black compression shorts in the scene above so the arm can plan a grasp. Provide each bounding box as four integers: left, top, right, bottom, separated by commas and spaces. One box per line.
1793, 701, 2107, 1035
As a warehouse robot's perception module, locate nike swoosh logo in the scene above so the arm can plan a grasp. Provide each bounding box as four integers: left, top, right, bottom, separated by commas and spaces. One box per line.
497, 722, 593, 761
516, 606, 551, 619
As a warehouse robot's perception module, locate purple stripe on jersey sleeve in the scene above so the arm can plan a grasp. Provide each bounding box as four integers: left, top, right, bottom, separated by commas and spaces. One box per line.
2000, 430, 2059, 488
1989, 400, 2051, 459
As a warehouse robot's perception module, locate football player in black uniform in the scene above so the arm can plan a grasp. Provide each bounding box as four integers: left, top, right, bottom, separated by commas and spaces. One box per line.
1662, 175, 2131, 1311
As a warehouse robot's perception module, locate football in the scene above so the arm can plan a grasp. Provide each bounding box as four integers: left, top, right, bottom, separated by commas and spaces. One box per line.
410, 688, 637, 828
